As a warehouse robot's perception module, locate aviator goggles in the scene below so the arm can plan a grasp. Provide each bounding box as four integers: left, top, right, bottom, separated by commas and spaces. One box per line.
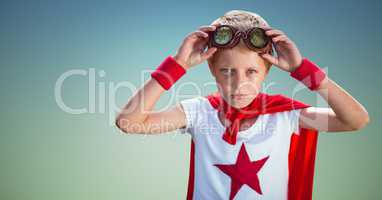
208, 24, 273, 55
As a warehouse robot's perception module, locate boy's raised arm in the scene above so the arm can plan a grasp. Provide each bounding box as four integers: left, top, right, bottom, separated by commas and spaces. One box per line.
299, 77, 370, 132
115, 77, 186, 134
260, 27, 370, 132
115, 25, 219, 134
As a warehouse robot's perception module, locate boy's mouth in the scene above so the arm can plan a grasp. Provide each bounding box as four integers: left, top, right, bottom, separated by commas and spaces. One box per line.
231, 94, 250, 99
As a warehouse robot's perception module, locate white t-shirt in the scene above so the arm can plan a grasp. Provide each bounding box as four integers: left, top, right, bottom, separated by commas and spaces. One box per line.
179, 96, 302, 200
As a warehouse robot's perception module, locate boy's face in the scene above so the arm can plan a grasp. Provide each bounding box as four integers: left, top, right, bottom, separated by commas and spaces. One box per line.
208, 42, 271, 109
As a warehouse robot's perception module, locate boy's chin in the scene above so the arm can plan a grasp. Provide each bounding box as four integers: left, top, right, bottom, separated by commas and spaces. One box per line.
230, 101, 251, 109
221, 92, 260, 108
228, 96, 256, 109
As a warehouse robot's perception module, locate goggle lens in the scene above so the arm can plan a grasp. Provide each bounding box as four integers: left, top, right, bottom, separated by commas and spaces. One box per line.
214, 26, 233, 45
249, 28, 268, 48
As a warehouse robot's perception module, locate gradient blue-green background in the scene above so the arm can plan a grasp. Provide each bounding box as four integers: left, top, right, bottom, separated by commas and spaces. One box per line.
1, 0, 381, 199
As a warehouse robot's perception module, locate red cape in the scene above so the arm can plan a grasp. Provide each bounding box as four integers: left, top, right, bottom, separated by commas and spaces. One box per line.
186, 92, 319, 200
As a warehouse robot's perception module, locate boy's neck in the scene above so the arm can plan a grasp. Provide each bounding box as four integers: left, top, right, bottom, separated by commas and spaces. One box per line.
218, 110, 259, 132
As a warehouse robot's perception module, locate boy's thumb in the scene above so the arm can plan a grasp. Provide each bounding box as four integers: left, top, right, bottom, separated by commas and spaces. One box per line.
260, 53, 278, 65
201, 47, 217, 60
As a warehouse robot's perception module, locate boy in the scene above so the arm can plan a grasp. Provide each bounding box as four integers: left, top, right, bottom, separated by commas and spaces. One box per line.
115, 10, 369, 200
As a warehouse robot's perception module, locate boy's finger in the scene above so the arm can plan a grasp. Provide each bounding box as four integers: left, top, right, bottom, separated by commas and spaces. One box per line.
211, 22, 221, 27
198, 25, 217, 32
259, 25, 273, 30
266, 29, 284, 37
272, 35, 287, 43
197, 31, 209, 37
201, 47, 217, 60
191, 30, 209, 38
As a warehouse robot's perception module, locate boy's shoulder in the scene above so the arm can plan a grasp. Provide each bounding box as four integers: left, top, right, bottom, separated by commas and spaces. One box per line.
179, 95, 214, 111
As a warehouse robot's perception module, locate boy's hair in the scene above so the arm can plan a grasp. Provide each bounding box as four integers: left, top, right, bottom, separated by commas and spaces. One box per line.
208, 10, 273, 69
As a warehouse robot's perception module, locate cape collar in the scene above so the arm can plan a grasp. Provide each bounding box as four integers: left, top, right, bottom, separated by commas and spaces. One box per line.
205, 91, 311, 145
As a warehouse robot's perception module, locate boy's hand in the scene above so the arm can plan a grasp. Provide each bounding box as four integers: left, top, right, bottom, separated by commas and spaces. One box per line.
259, 27, 303, 72
173, 24, 219, 70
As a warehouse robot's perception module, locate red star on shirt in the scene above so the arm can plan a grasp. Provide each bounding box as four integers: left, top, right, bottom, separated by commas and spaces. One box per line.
214, 143, 269, 200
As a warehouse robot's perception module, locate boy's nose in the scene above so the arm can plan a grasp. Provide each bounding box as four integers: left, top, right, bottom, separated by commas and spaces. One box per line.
230, 73, 256, 92
236, 71, 248, 83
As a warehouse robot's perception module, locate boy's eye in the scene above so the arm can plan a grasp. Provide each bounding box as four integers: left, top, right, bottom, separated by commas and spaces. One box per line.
248, 69, 258, 74
220, 68, 235, 75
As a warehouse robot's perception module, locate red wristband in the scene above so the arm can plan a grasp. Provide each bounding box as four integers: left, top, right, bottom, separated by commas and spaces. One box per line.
290, 58, 327, 90
151, 56, 186, 90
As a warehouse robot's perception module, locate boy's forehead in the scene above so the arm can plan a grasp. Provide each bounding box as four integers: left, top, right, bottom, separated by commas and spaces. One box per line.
213, 48, 265, 69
